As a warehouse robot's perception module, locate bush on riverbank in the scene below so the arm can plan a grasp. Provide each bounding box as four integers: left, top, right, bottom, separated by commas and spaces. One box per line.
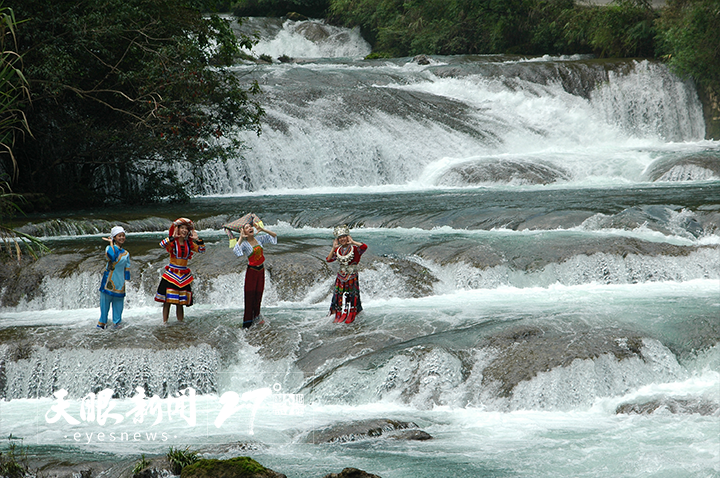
657, 0, 720, 137
232, 0, 330, 17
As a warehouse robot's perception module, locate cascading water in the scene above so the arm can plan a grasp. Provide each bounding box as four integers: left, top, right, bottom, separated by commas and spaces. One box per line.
0, 18, 718, 478
191, 52, 708, 195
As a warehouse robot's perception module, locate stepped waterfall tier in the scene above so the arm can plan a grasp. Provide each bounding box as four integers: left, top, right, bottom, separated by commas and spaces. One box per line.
0, 17, 718, 478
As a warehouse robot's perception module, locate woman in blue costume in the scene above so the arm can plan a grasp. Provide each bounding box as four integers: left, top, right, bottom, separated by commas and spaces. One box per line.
97, 226, 130, 329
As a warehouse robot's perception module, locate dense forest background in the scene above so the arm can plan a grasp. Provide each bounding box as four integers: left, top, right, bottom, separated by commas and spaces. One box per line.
0, 0, 718, 222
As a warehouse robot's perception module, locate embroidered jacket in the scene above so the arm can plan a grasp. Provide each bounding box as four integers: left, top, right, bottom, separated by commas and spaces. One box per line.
100, 245, 131, 297
230, 233, 277, 267
160, 236, 205, 288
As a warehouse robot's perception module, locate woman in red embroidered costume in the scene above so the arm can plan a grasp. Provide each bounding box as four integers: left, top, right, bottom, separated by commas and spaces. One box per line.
326, 225, 368, 324
155, 218, 205, 323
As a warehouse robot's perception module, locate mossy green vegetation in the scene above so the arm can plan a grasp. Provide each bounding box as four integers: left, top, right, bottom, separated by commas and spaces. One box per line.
180, 457, 268, 478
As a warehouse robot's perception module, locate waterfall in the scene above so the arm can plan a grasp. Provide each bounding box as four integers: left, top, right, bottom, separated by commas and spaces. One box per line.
190, 54, 707, 195
236, 17, 372, 59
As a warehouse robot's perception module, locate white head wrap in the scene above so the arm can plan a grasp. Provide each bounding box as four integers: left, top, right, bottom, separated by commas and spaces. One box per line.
111, 226, 126, 238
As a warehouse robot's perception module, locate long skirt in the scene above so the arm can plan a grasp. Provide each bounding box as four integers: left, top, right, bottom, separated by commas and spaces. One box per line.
329, 272, 362, 324
243, 266, 265, 328
155, 278, 193, 306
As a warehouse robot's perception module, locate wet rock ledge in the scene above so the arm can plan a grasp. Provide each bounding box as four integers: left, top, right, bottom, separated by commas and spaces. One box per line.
31, 454, 385, 478
302, 418, 433, 443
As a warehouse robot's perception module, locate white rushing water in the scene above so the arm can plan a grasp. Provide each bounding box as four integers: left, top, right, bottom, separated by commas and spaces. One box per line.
190, 54, 714, 195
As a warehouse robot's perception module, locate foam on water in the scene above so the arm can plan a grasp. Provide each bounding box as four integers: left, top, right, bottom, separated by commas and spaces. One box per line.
243, 19, 371, 59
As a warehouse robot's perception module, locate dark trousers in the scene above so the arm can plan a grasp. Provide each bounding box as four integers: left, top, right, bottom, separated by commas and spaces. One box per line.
244, 266, 265, 327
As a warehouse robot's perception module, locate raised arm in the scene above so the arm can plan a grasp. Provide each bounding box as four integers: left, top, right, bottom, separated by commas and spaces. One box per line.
326, 238, 339, 262
256, 223, 277, 238
190, 229, 205, 253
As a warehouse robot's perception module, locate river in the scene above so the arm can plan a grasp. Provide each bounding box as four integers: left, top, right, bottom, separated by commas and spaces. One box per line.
0, 17, 718, 478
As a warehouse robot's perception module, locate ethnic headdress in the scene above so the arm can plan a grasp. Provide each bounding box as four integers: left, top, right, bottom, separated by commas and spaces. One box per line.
333, 225, 350, 238
223, 213, 262, 233
168, 217, 194, 237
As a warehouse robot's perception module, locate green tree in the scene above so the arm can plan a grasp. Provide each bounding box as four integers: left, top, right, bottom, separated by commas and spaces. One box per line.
657, 0, 720, 93
12, 0, 264, 207
657, 0, 720, 138
586, 0, 657, 58
329, 0, 586, 57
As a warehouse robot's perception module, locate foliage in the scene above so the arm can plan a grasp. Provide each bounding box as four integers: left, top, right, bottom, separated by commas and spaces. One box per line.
327, 0, 658, 58
232, 0, 330, 18
0, 181, 49, 262
584, 0, 658, 57
0, 6, 46, 261
12, 0, 264, 208
656, 0, 720, 94
167, 446, 200, 475
131, 454, 151, 477
327, 0, 571, 56
0, 438, 33, 478
0, 4, 31, 183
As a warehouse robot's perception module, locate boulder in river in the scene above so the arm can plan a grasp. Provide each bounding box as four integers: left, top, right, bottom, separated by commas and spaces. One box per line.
322, 468, 383, 478
302, 418, 431, 443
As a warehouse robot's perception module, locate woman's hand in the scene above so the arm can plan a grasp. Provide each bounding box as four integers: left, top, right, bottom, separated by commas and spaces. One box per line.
190, 229, 199, 241
102, 236, 113, 244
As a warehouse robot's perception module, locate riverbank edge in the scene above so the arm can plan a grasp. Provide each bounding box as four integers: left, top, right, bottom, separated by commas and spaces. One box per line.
22, 447, 382, 478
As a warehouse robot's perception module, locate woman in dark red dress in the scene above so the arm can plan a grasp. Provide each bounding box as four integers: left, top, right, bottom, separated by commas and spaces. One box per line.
326, 225, 368, 324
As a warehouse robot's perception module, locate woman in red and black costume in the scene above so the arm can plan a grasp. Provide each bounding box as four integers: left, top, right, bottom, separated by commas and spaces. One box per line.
155, 218, 205, 323
226, 219, 277, 329
326, 225, 368, 324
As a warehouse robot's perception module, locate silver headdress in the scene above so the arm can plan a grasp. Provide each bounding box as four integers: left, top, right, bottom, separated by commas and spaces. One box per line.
333, 225, 350, 238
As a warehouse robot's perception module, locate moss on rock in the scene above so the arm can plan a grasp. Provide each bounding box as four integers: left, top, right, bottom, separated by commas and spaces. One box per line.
180, 457, 286, 478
